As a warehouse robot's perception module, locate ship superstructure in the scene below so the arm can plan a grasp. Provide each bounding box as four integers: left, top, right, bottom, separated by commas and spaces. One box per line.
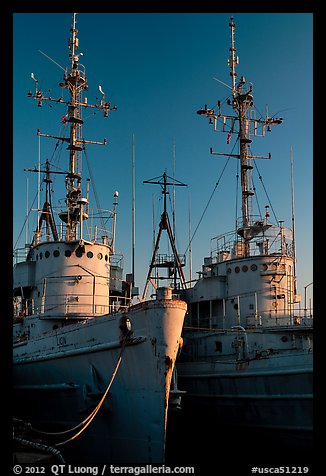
177, 17, 313, 439
13, 13, 187, 464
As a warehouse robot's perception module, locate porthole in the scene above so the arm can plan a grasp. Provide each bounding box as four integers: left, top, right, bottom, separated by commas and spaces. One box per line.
227, 267, 232, 273
235, 266, 240, 273
242, 265, 248, 272
45, 251, 50, 258
97, 252, 103, 260
87, 251, 93, 258
261, 263, 268, 271
250, 264, 257, 271
76, 249, 83, 258
39, 252, 43, 260
65, 250, 71, 257
105, 254, 108, 261
53, 250, 60, 257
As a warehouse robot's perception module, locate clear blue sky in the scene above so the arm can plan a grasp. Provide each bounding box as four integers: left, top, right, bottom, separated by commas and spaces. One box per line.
13, 12, 313, 306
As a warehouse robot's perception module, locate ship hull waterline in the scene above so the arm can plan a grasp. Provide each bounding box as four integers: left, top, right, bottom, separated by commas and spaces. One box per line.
177, 351, 313, 443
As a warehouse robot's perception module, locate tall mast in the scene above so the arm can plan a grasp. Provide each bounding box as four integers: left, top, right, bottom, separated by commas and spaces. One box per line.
229, 16, 238, 98
197, 16, 283, 256
229, 17, 254, 255
290, 145, 297, 294
65, 11, 84, 240
28, 13, 117, 242
132, 133, 136, 287
142, 171, 187, 300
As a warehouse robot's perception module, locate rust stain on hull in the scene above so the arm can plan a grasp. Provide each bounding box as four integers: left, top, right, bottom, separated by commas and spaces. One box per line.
163, 337, 184, 431
164, 356, 174, 431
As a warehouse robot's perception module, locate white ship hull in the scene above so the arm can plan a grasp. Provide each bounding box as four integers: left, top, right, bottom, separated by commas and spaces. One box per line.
174, 14, 313, 458
13, 12, 190, 465
13, 299, 186, 463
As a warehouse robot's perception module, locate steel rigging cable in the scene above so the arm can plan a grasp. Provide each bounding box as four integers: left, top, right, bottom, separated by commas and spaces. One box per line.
184, 138, 239, 256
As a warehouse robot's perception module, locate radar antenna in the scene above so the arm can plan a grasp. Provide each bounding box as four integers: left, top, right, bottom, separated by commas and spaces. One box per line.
196, 16, 283, 256
27, 13, 117, 241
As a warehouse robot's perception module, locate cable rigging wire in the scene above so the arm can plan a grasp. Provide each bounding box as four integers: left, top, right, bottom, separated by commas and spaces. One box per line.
234, 158, 239, 232
184, 138, 239, 256
14, 138, 63, 249
14, 189, 38, 250
83, 145, 107, 234
252, 157, 278, 223
168, 191, 183, 258
251, 174, 262, 219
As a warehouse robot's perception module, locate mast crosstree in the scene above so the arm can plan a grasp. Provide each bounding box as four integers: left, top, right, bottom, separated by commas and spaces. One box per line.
27, 12, 117, 242
197, 17, 283, 256
142, 171, 187, 299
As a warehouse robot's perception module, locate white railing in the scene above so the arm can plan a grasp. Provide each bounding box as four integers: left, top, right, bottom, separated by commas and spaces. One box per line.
210, 222, 294, 260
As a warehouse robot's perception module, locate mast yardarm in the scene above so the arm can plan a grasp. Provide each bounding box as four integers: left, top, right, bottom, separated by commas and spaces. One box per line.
142, 171, 188, 299
27, 12, 117, 241
196, 16, 283, 256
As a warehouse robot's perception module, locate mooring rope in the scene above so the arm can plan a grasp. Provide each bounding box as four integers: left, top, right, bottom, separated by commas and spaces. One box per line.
14, 436, 65, 463
29, 336, 127, 446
